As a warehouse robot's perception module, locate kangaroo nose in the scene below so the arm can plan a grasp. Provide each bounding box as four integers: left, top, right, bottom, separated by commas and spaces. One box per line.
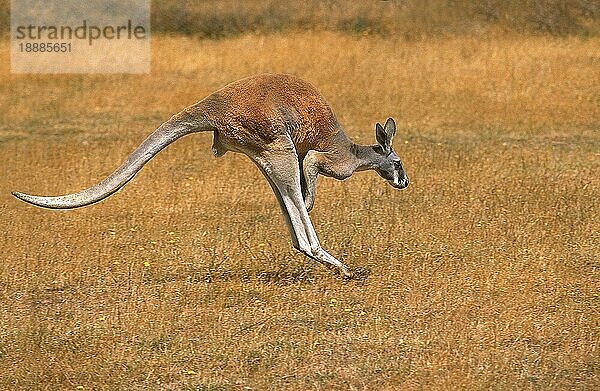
400, 176, 409, 188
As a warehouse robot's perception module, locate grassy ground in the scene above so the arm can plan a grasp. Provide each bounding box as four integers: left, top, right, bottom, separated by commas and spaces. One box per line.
148, 0, 600, 38
1, 0, 599, 38
1, 32, 599, 389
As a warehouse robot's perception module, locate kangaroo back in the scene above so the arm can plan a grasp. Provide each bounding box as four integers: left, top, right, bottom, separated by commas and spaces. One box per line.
194, 74, 350, 156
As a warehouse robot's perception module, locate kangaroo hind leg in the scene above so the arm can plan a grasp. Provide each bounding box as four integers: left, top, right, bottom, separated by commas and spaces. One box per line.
251, 144, 351, 277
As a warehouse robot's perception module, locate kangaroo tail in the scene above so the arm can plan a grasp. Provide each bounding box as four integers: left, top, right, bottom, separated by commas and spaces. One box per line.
12, 110, 215, 209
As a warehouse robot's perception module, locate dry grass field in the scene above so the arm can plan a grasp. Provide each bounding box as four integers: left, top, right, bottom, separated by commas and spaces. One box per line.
1, 31, 599, 389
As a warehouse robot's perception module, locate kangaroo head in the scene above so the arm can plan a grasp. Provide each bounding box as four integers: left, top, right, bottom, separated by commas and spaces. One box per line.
373, 118, 409, 189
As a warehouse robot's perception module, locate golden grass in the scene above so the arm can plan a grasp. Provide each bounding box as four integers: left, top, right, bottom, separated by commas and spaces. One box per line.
1, 32, 599, 390
150, 0, 600, 38
1, 0, 598, 37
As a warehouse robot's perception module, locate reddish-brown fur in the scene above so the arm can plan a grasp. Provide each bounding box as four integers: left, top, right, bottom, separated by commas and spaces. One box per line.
180, 73, 350, 157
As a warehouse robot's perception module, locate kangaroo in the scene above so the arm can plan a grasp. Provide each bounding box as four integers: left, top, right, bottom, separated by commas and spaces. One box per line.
13, 73, 409, 277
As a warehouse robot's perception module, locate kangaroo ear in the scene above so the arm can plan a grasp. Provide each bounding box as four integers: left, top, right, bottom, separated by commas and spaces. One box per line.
384, 118, 396, 142
376, 118, 396, 152
375, 122, 387, 150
